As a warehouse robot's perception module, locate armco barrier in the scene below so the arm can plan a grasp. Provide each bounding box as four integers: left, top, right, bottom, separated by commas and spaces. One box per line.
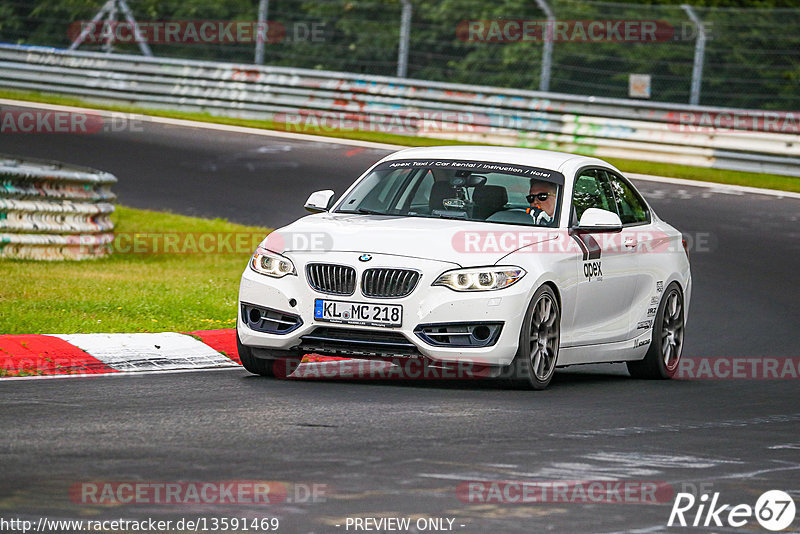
0, 43, 798, 177
0, 154, 116, 260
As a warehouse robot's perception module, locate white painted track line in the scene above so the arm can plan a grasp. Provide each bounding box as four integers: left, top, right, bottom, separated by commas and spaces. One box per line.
0, 98, 405, 150
627, 172, 800, 200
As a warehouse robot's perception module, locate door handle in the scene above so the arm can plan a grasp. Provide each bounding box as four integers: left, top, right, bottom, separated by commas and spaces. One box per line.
624, 238, 638, 249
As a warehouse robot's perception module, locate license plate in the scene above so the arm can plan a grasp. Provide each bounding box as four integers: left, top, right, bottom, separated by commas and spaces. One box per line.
314, 299, 402, 328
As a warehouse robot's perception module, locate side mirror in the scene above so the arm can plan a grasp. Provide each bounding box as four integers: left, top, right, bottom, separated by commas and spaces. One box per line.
575, 208, 622, 233
304, 190, 335, 213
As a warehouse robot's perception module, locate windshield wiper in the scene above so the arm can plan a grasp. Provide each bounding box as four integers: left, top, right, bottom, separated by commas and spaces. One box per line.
340, 207, 389, 215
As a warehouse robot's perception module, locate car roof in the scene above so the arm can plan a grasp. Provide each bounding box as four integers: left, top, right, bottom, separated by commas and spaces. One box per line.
380, 145, 612, 174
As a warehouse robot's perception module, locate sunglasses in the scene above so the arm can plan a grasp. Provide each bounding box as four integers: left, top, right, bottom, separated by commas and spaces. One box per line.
526, 192, 552, 203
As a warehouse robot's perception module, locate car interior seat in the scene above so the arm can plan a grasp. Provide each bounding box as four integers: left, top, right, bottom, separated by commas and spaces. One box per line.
428, 180, 456, 212
472, 185, 508, 219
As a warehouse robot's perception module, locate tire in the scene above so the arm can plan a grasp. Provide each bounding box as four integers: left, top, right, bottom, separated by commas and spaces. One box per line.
627, 282, 685, 379
501, 285, 561, 390
237, 335, 301, 378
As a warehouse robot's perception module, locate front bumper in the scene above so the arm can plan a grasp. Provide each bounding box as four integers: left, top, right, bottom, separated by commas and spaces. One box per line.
237, 252, 531, 367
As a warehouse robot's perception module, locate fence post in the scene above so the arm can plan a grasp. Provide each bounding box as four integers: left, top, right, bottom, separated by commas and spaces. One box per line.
68, 0, 152, 57
397, 0, 412, 78
682, 4, 706, 106
255, 0, 269, 64
533, 0, 554, 92
117, 0, 152, 56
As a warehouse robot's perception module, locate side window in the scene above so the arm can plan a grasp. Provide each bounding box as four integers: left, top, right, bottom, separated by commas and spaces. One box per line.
602, 171, 649, 225
408, 170, 434, 207
361, 169, 410, 211
571, 169, 616, 223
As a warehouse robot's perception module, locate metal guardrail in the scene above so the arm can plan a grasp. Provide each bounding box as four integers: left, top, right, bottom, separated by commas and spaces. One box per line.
0, 43, 798, 177
0, 154, 116, 260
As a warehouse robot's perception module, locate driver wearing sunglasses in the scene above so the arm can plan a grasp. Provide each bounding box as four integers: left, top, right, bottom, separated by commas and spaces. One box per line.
526, 180, 558, 226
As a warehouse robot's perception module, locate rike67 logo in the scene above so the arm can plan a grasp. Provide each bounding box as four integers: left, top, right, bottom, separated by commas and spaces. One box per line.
668, 490, 796, 531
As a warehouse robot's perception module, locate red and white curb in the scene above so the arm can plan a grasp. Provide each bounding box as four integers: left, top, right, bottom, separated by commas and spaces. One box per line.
0, 329, 466, 382
0, 329, 242, 379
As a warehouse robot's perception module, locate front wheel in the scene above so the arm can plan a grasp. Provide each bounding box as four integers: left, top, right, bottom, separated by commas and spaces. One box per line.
501, 285, 561, 390
627, 282, 685, 379
237, 335, 302, 378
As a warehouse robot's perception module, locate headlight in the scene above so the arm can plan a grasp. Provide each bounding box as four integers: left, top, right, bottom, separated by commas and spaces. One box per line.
250, 247, 296, 278
433, 266, 525, 291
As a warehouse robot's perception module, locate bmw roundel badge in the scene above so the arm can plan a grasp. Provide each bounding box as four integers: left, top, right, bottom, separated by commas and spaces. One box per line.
359, 254, 372, 262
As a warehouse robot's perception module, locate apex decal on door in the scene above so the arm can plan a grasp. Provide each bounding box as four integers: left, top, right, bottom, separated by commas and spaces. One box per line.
583, 261, 603, 281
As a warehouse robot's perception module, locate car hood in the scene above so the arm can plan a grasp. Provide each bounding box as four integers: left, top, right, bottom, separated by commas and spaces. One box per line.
263, 212, 558, 266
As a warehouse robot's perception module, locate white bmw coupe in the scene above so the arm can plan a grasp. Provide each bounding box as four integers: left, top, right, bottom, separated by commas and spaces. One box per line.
238, 146, 691, 389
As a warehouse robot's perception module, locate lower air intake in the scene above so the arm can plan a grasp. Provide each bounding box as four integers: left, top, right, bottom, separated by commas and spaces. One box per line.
414, 322, 503, 348
242, 304, 302, 334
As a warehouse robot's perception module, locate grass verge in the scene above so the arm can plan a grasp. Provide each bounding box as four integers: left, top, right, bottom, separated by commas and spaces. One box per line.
0, 206, 269, 334
2, 88, 798, 193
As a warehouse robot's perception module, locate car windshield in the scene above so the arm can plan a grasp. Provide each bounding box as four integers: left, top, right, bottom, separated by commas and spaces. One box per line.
335, 159, 565, 227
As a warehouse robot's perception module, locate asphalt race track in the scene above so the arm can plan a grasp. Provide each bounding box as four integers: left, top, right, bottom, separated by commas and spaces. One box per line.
2, 103, 799, 533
